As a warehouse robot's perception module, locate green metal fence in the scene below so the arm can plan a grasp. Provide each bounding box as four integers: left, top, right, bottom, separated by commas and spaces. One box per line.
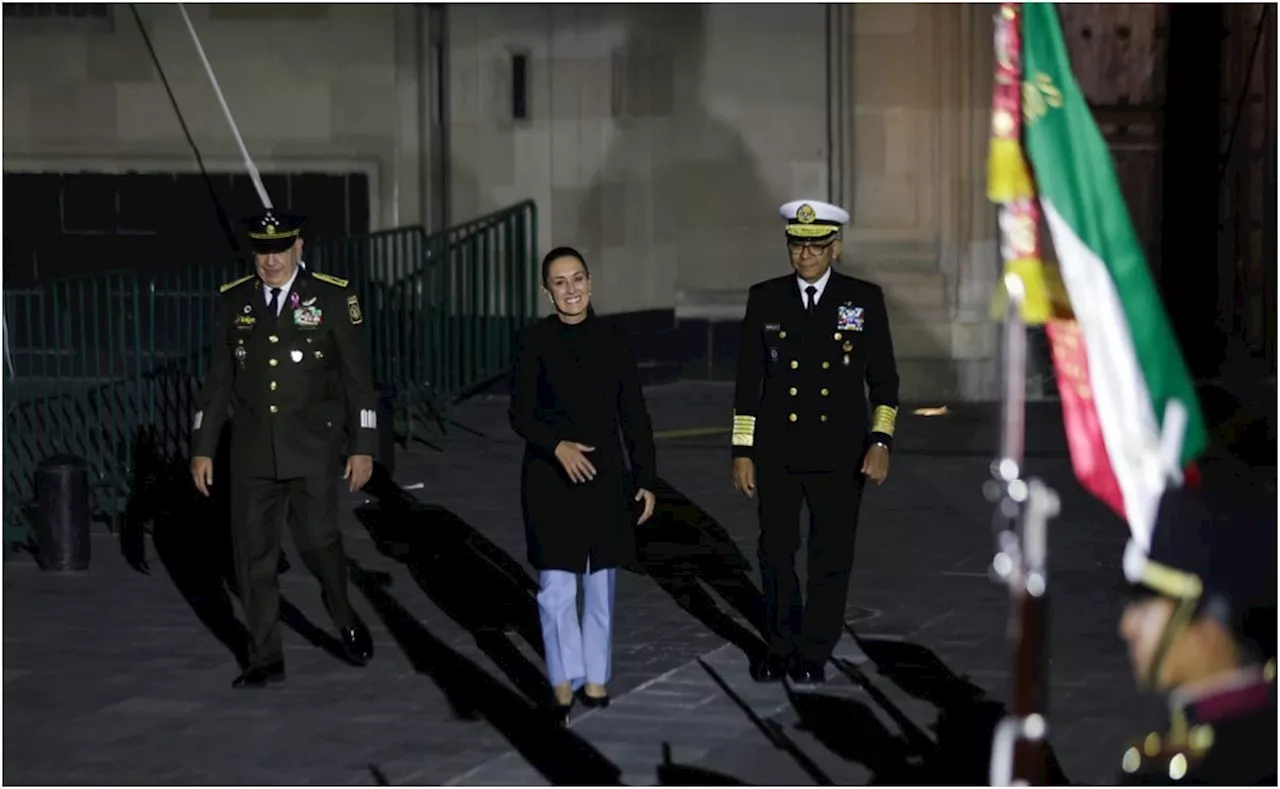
3, 200, 539, 549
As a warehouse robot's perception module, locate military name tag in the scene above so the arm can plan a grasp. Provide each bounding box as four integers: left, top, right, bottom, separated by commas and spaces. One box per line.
836, 305, 864, 332
764, 323, 781, 332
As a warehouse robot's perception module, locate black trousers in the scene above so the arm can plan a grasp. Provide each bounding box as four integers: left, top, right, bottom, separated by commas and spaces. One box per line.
230, 471, 355, 668
756, 464, 865, 662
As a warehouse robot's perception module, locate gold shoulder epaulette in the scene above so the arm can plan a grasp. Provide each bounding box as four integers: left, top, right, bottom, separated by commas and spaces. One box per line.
311, 272, 349, 288
219, 274, 255, 293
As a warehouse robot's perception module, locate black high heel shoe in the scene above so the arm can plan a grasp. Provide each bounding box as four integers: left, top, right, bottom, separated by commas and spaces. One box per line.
576, 686, 610, 709
549, 694, 574, 725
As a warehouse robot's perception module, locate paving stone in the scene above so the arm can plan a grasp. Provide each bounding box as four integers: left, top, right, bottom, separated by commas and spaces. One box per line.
4, 382, 1196, 785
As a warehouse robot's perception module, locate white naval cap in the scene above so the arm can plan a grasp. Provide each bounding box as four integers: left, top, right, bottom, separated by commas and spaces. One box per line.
779, 199, 850, 240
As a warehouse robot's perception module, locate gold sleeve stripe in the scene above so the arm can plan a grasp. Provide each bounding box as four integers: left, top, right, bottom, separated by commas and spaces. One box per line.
732, 412, 756, 447
1140, 560, 1203, 600
872, 405, 898, 436
219, 274, 255, 293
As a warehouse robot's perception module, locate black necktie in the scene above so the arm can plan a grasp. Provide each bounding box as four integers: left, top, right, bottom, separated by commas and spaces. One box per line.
805, 285, 817, 315
267, 287, 281, 318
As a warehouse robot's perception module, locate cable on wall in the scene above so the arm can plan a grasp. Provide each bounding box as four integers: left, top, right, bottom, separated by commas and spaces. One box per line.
128, 3, 241, 257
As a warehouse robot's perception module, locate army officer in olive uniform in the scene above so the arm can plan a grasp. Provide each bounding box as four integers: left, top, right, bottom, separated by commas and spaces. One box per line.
731, 199, 900, 687
190, 210, 376, 688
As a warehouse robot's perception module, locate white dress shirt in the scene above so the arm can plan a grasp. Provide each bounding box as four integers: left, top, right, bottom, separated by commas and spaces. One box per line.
796, 266, 833, 308
262, 265, 302, 316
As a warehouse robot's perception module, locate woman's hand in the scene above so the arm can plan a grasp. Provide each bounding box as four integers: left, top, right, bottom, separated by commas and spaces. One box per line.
554, 441, 597, 483
634, 488, 656, 524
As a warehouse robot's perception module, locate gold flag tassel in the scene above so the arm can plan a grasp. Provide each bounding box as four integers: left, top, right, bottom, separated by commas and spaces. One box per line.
985, 3, 1069, 327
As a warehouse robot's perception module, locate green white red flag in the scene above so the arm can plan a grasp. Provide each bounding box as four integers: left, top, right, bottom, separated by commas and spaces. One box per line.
990, 3, 1208, 549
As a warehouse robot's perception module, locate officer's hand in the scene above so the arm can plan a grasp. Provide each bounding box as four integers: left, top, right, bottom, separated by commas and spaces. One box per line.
732, 457, 756, 498
634, 488, 656, 524
345, 454, 374, 492
555, 441, 597, 484
190, 456, 215, 497
862, 444, 890, 485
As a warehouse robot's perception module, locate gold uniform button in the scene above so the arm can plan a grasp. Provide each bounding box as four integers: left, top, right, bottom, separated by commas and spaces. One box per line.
790, 360, 799, 369
834, 332, 842, 340
269, 359, 279, 367
822, 361, 831, 369
269, 381, 278, 391
821, 388, 829, 396
789, 387, 797, 396
820, 414, 828, 422
1121, 747, 1141, 774
269, 405, 278, 414
1143, 733, 1162, 757
779, 331, 787, 339
788, 413, 797, 422
268, 335, 279, 343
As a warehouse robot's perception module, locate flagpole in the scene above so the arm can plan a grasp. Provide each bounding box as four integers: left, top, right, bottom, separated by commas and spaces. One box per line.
985, 4, 1061, 785
174, 3, 273, 210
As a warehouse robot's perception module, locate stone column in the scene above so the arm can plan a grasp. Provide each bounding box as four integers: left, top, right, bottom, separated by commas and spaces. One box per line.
834, 2, 999, 401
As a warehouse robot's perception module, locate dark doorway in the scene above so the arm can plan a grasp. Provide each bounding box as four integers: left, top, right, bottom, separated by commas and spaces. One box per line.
2, 171, 370, 285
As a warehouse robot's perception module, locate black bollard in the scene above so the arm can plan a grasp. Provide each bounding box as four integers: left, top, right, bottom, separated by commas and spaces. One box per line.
35, 454, 92, 572
376, 382, 396, 477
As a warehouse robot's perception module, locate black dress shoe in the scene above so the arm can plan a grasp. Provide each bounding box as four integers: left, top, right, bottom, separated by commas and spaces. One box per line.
787, 657, 826, 687
232, 662, 286, 689
750, 653, 789, 683
341, 620, 374, 666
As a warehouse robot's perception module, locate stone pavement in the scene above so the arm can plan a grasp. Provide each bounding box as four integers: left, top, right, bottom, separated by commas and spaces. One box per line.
4, 381, 1177, 785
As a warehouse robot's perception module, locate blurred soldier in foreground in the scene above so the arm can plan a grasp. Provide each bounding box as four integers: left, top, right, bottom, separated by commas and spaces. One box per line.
1117, 479, 1277, 784
190, 210, 377, 688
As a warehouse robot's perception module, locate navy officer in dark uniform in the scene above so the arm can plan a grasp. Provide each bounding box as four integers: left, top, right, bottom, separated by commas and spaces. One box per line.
1116, 477, 1276, 785
189, 209, 376, 688
731, 199, 900, 686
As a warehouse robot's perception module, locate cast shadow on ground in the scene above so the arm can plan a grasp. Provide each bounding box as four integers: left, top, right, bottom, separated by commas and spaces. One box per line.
349, 559, 624, 786
786, 630, 1072, 785
656, 742, 750, 786
356, 466, 550, 706
119, 425, 349, 669
628, 477, 770, 666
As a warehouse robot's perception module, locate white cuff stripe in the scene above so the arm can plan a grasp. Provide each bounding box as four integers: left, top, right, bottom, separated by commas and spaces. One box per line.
193, 411, 203, 431
360, 409, 377, 430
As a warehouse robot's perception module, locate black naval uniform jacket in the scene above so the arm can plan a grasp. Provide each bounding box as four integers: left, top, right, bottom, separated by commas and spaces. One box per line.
191, 269, 379, 480
732, 271, 900, 472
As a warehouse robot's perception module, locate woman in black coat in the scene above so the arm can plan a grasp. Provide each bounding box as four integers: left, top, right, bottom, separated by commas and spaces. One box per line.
509, 246, 657, 720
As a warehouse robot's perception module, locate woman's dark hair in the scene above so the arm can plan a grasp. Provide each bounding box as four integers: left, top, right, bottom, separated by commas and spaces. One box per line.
541, 246, 590, 287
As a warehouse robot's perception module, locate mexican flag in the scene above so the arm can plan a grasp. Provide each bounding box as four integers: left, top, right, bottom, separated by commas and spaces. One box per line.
1020, 2, 1207, 547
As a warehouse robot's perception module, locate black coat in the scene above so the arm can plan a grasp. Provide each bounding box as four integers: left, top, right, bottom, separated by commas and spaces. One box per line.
731, 271, 900, 472
192, 269, 378, 479
509, 313, 656, 573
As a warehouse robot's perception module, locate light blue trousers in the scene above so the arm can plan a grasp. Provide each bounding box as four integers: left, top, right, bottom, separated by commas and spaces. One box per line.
537, 562, 617, 690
